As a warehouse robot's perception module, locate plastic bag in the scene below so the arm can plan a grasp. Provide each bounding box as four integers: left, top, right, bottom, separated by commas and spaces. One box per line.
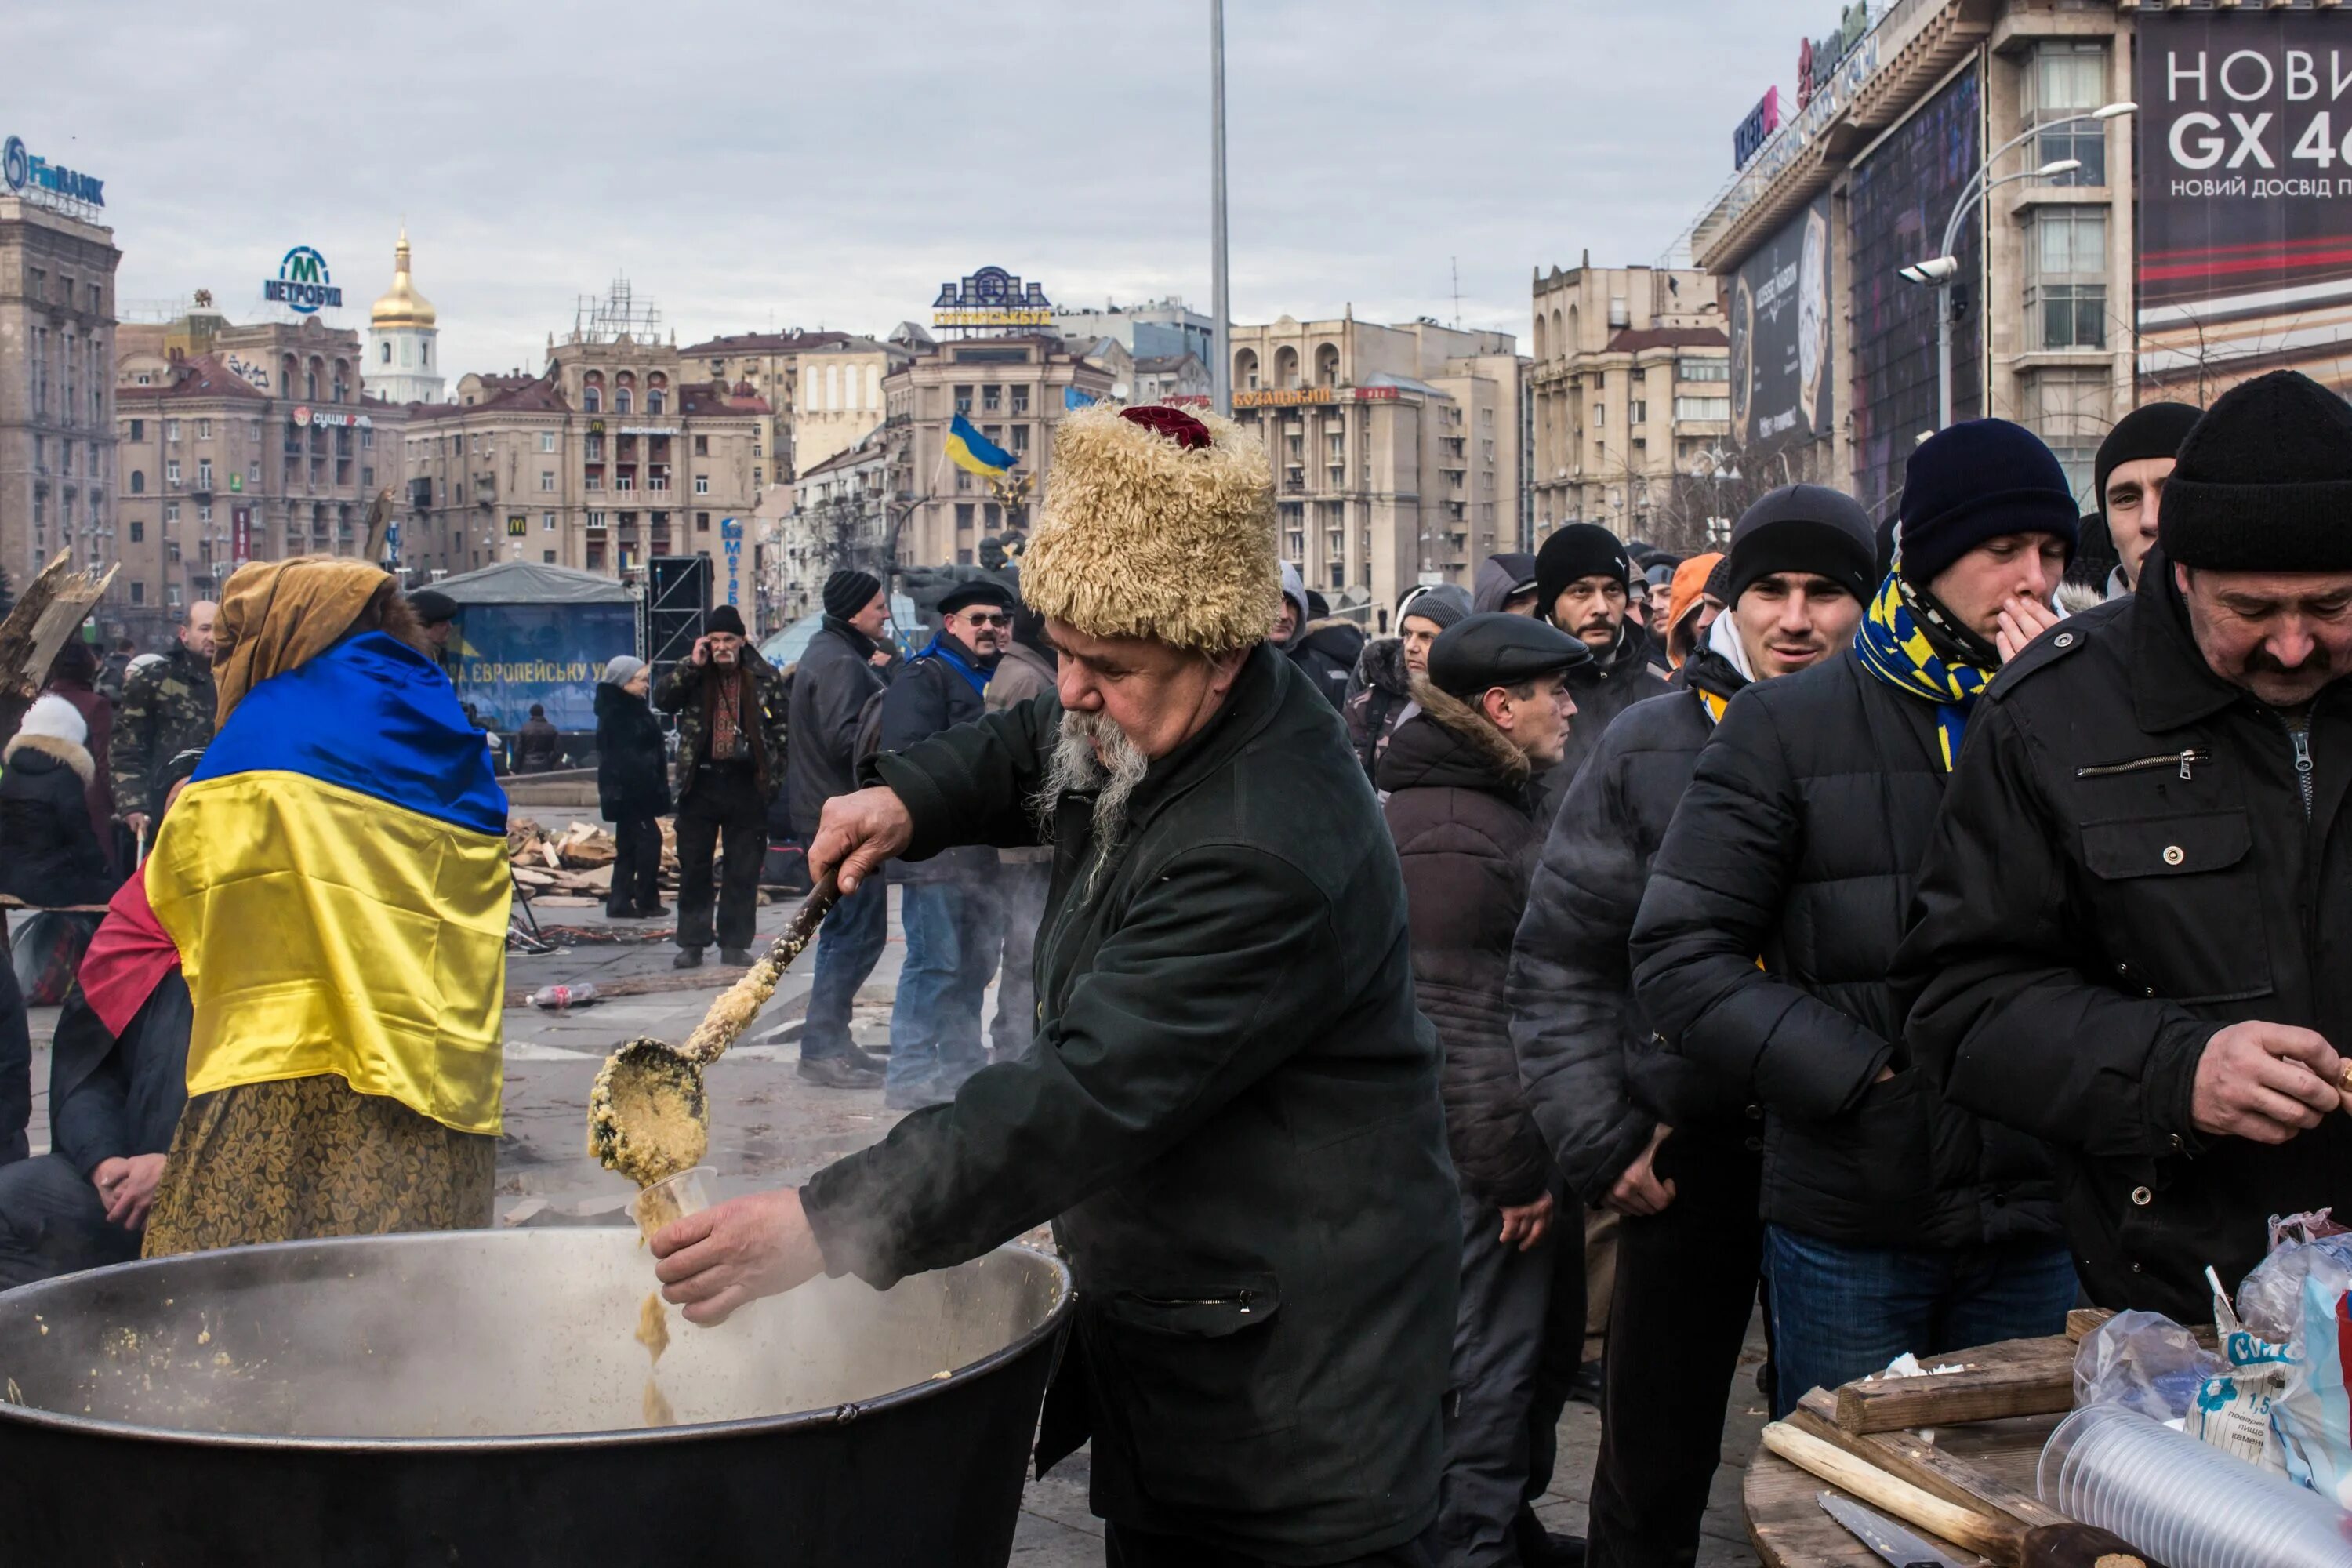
2240, 1218, 2352, 1344
2194, 1266, 2293, 1472
2074, 1307, 2227, 1424
2267, 1243, 2352, 1504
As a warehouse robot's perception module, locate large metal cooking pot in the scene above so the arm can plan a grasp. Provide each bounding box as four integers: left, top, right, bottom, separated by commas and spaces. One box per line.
0, 1229, 1072, 1567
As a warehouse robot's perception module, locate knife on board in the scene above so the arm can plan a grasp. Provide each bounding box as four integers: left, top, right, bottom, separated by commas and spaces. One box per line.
1819, 1490, 1976, 1568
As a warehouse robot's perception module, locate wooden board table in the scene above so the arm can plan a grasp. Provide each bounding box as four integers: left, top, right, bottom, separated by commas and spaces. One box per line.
1744, 1331, 2084, 1566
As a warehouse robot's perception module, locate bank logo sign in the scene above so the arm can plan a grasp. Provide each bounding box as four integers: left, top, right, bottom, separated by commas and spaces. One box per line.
2, 134, 105, 208
265, 246, 342, 314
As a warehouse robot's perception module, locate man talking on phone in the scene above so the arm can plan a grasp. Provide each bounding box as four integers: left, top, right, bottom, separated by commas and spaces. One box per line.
655, 605, 789, 969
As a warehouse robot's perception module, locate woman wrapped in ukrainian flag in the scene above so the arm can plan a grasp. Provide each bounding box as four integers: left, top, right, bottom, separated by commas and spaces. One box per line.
140, 557, 510, 1255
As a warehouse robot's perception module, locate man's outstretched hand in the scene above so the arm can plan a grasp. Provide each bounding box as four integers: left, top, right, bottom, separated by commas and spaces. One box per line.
652, 1188, 828, 1326
809, 786, 914, 895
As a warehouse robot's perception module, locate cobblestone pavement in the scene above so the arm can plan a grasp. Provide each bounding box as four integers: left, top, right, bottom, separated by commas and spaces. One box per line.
21, 881, 1762, 1565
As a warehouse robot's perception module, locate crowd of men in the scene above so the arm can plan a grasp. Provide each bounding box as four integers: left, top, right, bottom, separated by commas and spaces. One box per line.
3, 373, 2350, 1567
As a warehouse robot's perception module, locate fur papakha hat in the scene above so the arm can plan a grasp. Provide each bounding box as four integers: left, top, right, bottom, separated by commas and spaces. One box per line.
1022, 403, 1278, 653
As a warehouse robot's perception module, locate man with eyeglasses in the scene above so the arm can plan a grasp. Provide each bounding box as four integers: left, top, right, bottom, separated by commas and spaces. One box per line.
873, 579, 1016, 1109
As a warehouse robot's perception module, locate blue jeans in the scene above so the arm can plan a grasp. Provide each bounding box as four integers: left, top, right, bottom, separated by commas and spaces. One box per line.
800, 876, 887, 1062
887, 883, 1000, 1104
1762, 1224, 2077, 1419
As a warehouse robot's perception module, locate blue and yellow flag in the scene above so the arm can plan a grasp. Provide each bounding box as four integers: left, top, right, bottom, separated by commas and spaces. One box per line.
946, 413, 1016, 477
147, 632, 512, 1135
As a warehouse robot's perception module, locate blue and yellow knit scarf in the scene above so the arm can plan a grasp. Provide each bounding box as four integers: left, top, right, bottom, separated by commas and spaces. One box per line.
1852, 572, 1992, 771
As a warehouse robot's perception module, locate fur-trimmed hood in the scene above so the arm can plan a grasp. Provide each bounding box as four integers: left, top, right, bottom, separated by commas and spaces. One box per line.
4, 730, 94, 784
1374, 675, 1531, 794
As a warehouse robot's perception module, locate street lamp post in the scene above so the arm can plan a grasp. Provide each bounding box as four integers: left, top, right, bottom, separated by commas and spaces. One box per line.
1898, 103, 2135, 430
1210, 0, 1232, 419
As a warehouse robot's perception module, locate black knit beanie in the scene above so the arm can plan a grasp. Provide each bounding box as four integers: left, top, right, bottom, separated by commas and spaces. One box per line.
2095, 402, 2201, 519
822, 568, 884, 621
1723, 484, 1877, 605
1898, 419, 2079, 586
2161, 371, 2352, 572
1534, 523, 1632, 621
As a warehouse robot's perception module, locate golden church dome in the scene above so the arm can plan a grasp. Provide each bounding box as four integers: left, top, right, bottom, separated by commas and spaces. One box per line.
370, 228, 437, 330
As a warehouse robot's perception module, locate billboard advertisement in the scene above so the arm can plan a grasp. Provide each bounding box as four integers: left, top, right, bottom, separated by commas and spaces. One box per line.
449, 602, 637, 732
1848, 62, 1984, 520
1729, 192, 1834, 449
2138, 11, 2352, 396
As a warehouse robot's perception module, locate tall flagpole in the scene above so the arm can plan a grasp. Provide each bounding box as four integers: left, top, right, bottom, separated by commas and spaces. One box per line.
1210, 0, 1231, 419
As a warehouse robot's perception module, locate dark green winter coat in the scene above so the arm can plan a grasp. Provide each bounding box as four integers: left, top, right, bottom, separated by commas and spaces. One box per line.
799, 644, 1457, 1561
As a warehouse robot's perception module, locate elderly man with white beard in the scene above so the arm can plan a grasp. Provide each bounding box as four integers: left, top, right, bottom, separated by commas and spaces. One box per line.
650, 403, 1458, 1568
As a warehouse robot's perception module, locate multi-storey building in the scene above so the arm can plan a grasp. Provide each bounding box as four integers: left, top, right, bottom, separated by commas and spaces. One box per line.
1222, 314, 1523, 623
0, 193, 119, 595
114, 312, 404, 642
677, 329, 905, 484
400, 288, 769, 593
1131, 352, 1210, 405
1686, 0, 2163, 517
1527, 261, 1731, 548
881, 335, 1113, 568
770, 422, 895, 624
1050, 297, 1215, 365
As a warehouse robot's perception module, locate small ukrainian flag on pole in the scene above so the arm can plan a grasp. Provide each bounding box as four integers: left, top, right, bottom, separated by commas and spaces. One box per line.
946, 413, 1017, 477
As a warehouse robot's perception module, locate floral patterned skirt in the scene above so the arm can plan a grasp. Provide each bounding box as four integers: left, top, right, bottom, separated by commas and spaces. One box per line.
141, 1074, 497, 1258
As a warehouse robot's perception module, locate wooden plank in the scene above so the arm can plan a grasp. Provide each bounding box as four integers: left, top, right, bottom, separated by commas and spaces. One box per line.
0, 548, 120, 699
2069, 1305, 2216, 1347
1832, 1334, 2076, 1434
1745, 1445, 1947, 1568
1792, 1392, 2066, 1529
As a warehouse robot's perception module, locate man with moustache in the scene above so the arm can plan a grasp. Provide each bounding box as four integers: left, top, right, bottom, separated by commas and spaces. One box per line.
650, 404, 1457, 1567
1903, 372, 2352, 1323
1534, 523, 1668, 795
1511, 486, 1874, 1566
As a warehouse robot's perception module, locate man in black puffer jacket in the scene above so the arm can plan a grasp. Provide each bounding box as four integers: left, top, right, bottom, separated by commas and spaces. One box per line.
1632, 420, 2082, 1419
1381, 612, 1588, 1568
1511, 485, 1873, 1566
1534, 524, 1670, 804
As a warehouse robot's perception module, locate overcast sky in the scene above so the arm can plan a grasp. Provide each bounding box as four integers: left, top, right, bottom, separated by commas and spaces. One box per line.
19, 0, 1825, 381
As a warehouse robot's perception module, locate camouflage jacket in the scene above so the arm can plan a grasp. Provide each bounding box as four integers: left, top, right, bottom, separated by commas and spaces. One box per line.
113, 641, 217, 819
653, 648, 789, 804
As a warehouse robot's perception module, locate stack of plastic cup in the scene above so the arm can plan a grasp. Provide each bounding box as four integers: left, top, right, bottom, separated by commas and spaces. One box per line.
2038, 1403, 2352, 1568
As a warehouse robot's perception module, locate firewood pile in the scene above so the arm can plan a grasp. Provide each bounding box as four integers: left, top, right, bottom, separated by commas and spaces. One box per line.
506, 818, 679, 906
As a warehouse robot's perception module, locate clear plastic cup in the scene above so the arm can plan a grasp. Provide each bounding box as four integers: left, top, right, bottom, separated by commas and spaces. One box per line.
627, 1165, 714, 1242
2038, 1403, 2352, 1568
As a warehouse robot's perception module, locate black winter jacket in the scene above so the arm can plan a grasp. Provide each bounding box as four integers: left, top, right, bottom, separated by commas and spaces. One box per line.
803, 647, 1456, 1559
876, 633, 996, 884
1901, 561, 2352, 1321
785, 618, 887, 839
514, 716, 561, 773
1629, 646, 2062, 1250
1544, 622, 1671, 807
593, 682, 670, 821
0, 735, 114, 909
50, 971, 190, 1180
1290, 618, 1367, 711
1510, 651, 1750, 1205
1378, 685, 1552, 1206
